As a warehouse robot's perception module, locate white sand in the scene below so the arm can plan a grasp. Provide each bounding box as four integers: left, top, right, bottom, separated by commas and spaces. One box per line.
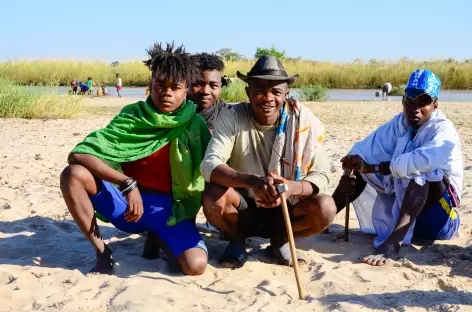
0, 97, 471, 312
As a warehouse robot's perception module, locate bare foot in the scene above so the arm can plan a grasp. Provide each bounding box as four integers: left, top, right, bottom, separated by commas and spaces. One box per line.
362, 243, 400, 266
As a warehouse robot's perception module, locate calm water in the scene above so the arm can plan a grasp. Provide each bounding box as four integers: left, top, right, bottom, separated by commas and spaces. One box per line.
25, 86, 472, 102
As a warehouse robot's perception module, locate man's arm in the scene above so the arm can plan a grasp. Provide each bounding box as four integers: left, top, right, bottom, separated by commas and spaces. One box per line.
209, 164, 259, 188
200, 108, 254, 187
389, 123, 459, 178
68, 153, 129, 184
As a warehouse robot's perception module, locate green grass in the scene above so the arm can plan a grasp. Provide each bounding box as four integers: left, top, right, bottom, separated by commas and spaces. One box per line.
388, 85, 405, 96
1, 59, 472, 89
220, 80, 247, 103
0, 78, 83, 119
298, 84, 328, 101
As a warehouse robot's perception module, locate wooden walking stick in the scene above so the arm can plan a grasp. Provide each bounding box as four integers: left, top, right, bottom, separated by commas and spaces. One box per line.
276, 183, 305, 300
343, 168, 351, 242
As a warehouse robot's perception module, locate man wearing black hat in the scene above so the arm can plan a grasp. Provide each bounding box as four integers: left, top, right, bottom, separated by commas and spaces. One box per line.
200, 55, 337, 268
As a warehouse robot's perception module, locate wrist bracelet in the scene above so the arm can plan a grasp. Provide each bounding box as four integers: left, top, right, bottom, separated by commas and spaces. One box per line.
374, 165, 380, 173
300, 181, 305, 197
122, 180, 138, 196
119, 177, 134, 192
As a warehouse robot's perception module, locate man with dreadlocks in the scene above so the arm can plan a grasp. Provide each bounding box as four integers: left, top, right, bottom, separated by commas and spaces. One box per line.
187, 53, 231, 132
60, 42, 211, 276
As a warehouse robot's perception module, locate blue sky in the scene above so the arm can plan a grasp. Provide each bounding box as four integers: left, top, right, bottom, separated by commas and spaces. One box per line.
0, 0, 470, 62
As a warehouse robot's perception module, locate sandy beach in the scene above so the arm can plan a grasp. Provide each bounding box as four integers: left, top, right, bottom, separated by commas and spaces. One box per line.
1, 97, 471, 312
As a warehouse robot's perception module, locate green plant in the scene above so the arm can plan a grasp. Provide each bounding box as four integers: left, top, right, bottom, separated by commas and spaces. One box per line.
0, 78, 83, 119
216, 48, 246, 62
298, 84, 328, 102
220, 80, 247, 103
254, 45, 287, 60
388, 85, 405, 96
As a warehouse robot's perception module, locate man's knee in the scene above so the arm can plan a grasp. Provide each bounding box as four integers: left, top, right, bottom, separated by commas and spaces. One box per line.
202, 183, 235, 218
179, 251, 208, 276
60, 164, 91, 190
303, 194, 337, 227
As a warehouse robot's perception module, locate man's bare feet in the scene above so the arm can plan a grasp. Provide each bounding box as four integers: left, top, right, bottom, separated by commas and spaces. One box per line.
362, 242, 400, 266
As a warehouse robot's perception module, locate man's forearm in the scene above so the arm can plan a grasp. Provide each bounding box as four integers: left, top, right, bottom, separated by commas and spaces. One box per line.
209, 164, 259, 188
288, 180, 314, 198
361, 161, 391, 175
68, 153, 128, 184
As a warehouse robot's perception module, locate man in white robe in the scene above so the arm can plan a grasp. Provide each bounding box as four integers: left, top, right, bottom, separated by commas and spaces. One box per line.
332, 69, 463, 266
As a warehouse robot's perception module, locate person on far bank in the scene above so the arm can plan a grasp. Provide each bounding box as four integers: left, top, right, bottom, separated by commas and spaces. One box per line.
71, 80, 78, 95
332, 69, 463, 266
382, 82, 392, 97
200, 55, 337, 268
115, 73, 123, 98
187, 53, 232, 132
60, 42, 210, 276
86, 77, 94, 96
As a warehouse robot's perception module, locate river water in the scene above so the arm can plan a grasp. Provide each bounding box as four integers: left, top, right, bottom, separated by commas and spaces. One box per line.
24, 86, 472, 102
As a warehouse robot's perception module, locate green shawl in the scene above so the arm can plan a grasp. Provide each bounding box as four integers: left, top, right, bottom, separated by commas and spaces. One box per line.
71, 96, 211, 226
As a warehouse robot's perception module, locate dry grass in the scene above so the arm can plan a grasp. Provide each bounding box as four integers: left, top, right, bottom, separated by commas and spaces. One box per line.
1, 59, 472, 89
0, 78, 83, 119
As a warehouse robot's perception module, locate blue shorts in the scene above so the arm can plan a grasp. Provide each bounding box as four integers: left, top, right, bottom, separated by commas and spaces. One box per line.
414, 189, 460, 240
90, 180, 207, 258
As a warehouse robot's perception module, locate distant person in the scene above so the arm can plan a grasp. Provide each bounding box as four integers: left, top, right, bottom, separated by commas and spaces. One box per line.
115, 73, 123, 98
79, 81, 89, 94
382, 82, 392, 96
101, 83, 109, 96
332, 69, 463, 266
187, 53, 231, 132
60, 42, 210, 276
86, 77, 94, 96
71, 80, 78, 95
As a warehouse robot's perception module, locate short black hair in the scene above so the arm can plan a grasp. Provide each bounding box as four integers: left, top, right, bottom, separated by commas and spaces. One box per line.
143, 41, 199, 86
193, 53, 225, 72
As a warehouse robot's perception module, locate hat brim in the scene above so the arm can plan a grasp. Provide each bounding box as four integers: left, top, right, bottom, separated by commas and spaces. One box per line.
236, 71, 299, 84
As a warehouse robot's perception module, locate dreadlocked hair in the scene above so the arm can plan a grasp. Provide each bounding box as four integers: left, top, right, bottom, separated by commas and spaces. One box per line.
192, 53, 225, 72
143, 41, 199, 86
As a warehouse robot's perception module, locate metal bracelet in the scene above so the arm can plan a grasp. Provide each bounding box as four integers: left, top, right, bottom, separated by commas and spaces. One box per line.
121, 180, 138, 195
119, 177, 134, 192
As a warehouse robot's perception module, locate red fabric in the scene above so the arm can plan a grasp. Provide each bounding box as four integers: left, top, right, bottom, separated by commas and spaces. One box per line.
121, 144, 172, 193
116, 86, 122, 91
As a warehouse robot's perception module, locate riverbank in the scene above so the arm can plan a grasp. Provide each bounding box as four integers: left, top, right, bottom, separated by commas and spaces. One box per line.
1, 97, 471, 311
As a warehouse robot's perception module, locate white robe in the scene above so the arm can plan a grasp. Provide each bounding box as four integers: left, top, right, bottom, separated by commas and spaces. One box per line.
349, 110, 463, 247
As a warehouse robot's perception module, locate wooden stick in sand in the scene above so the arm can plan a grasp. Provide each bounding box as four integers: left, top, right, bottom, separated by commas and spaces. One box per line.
343, 168, 351, 242
276, 183, 305, 300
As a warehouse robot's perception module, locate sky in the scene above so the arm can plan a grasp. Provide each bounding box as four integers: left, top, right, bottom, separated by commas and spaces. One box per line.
1, 0, 470, 62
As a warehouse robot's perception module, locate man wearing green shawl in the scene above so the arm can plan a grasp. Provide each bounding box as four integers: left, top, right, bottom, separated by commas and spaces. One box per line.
60, 42, 211, 276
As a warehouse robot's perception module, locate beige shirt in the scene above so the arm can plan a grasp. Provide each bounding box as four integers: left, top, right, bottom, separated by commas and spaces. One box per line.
200, 102, 330, 199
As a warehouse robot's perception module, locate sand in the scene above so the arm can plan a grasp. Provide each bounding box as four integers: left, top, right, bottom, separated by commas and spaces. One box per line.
1, 97, 471, 312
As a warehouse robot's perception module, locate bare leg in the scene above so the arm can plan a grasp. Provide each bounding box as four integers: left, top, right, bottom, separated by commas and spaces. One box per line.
178, 248, 208, 276
202, 183, 243, 243
202, 183, 247, 268
271, 194, 337, 247
363, 180, 431, 266
332, 172, 367, 213
60, 164, 114, 273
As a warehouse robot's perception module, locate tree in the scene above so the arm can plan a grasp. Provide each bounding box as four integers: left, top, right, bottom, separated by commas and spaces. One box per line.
216, 48, 245, 61
254, 45, 287, 60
